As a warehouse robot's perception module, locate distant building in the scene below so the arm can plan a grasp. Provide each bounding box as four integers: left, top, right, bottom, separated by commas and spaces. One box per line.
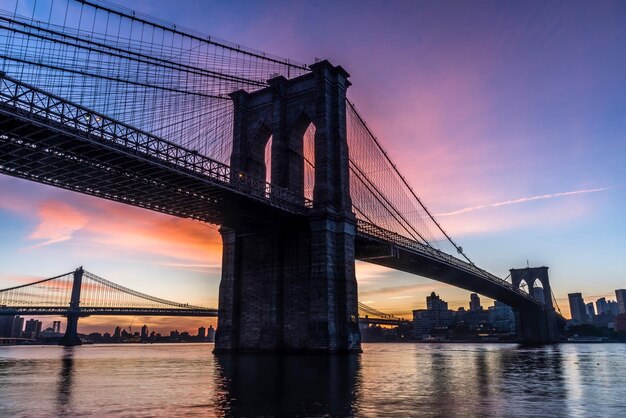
615, 314, 626, 333
616, 289, 626, 314
568, 293, 587, 323
413, 292, 453, 337
207, 325, 216, 342
113, 326, 121, 339
488, 301, 515, 332
585, 302, 595, 320
469, 293, 482, 312
0, 316, 15, 338
11, 316, 24, 338
140, 325, 148, 340
606, 300, 619, 316
52, 321, 61, 334
427, 291, 448, 311
596, 297, 608, 315
24, 319, 42, 339
533, 287, 545, 304
198, 327, 206, 339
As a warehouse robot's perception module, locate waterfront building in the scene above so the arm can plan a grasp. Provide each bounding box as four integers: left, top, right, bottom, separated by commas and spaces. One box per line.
596, 297, 608, 315
616, 289, 626, 314
413, 292, 454, 337
585, 302, 595, 320
488, 301, 516, 332
568, 293, 587, 323
198, 327, 206, 339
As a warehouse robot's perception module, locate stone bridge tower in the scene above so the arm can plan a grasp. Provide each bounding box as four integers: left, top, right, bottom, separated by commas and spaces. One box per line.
510, 266, 560, 342
214, 60, 361, 353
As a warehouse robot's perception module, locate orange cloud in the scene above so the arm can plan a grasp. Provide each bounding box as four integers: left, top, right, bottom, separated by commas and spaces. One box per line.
76, 315, 218, 335
9, 189, 223, 265
27, 200, 88, 249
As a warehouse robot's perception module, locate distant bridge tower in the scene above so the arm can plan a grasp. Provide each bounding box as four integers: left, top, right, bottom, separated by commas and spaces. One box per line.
58, 267, 84, 346
215, 60, 361, 353
510, 266, 560, 343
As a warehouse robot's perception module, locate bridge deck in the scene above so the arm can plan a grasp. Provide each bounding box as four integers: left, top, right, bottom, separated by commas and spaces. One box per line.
0, 75, 308, 227
356, 220, 542, 310
0, 307, 218, 317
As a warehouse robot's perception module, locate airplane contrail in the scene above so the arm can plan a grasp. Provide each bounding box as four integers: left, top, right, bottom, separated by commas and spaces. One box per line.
436, 187, 612, 217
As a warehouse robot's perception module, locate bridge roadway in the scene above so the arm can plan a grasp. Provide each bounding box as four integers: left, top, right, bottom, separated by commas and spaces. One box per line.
0, 307, 402, 327
0, 307, 218, 317
0, 74, 542, 313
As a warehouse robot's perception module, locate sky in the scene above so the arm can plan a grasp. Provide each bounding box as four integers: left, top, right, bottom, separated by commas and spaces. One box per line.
1, 0, 625, 333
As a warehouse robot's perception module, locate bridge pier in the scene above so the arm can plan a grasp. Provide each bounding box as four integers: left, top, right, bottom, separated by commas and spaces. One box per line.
215, 216, 360, 353
59, 267, 84, 347
59, 314, 82, 346
215, 60, 361, 353
510, 267, 560, 343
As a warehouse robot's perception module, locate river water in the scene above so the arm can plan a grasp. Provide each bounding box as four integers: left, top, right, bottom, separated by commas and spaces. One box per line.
0, 343, 624, 417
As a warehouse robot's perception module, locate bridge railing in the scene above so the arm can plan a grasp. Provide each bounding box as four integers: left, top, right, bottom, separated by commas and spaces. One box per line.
356, 220, 541, 304
0, 74, 311, 213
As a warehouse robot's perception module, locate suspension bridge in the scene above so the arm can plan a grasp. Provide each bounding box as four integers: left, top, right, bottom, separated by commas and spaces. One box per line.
0, 267, 406, 345
0, 0, 561, 352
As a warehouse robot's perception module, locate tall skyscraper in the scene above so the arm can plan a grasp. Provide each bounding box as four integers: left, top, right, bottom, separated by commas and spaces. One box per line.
615, 289, 626, 314
469, 293, 482, 312
585, 302, 595, 319
198, 327, 206, 339
568, 293, 587, 323
596, 297, 608, 315
24, 319, 42, 339
52, 321, 61, 333
207, 325, 216, 342
140, 325, 148, 340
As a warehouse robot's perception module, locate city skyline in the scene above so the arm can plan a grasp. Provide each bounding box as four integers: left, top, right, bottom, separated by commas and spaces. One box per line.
1, 0, 625, 333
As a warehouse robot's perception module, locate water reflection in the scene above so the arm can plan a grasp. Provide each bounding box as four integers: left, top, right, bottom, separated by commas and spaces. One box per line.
0, 344, 624, 416
214, 354, 361, 416
56, 347, 75, 416
500, 345, 567, 401
428, 349, 457, 416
